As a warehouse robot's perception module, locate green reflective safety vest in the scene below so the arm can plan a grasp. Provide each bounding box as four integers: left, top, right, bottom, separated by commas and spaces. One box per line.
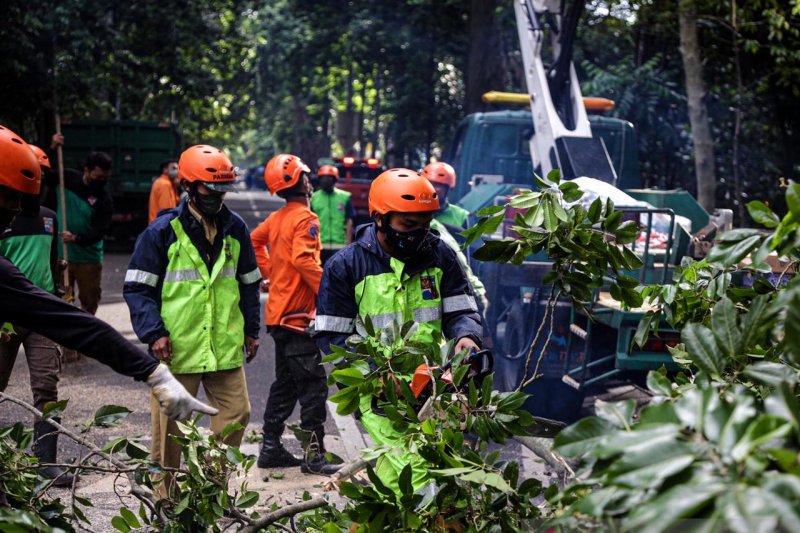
0, 234, 54, 293
354, 255, 445, 496
57, 188, 103, 263
311, 188, 351, 247
160, 218, 245, 374
430, 219, 485, 297
435, 202, 470, 229
354, 256, 443, 345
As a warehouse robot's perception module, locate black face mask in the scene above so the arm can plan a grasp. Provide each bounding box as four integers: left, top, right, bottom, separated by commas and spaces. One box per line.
319, 176, 335, 193
0, 207, 21, 232
20, 194, 40, 216
194, 193, 225, 216
384, 225, 430, 259
88, 179, 107, 192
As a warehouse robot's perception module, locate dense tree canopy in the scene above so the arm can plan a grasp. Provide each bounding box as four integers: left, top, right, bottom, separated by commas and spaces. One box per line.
0, 0, 797, 217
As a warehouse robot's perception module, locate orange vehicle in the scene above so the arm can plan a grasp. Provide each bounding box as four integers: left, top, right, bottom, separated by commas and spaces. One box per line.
317, 156, 384, 224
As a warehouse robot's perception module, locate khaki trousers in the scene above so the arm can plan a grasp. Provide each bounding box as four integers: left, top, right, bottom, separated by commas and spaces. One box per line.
0, 326, 61, 413
150, 366, 250, 497
67, 262, 103, 315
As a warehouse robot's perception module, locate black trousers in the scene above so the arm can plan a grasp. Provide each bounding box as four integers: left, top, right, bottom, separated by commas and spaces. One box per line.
262, 327, 328, 436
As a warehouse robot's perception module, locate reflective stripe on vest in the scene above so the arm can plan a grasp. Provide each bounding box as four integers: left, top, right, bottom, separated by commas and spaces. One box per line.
239, 267, 262, 285
353, 256, 443, 345
316, 314, 355, 333
311, 188, 351, 245
125, 269, 160, 287
160, 218, 245, 374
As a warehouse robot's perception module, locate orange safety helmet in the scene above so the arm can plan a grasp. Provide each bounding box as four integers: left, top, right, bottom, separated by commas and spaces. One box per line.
368, 168, 439, 216
0, 125, 41, 195
421, 161, 456, 188
29, 144, 51, 169
178, 144, 237, 192
264, 154, 310, 195
317, 164, 339, 180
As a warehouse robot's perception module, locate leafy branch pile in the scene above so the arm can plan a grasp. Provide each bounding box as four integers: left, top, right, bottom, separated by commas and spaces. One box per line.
316, 320, 548, 532
0, 394, 326, 533
541, 182, 800, 530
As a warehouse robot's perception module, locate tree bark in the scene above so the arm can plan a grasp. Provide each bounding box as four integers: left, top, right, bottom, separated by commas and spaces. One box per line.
465, 0, 502, 115
678, 0, 716, 212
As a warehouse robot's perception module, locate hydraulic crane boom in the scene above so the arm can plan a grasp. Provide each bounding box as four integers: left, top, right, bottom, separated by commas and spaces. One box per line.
514, 0, 618, 184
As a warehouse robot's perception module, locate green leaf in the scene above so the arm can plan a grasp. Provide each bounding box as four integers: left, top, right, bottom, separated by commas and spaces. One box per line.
477, 205, 505, 216
608, 442, 695, 490
615, 220, 639, 244
646, 371, 674, 397
603, 210, 623, 233
236, 490, 260, 508
784, 288, 800, 365
786, 180, 800, 218
707, 235, 762, 267
111, 516, 131, 533
554, 417, 616, 457
744, 362, 800, 387
682, 323, 724, 376
220, 422, 244, 441
747, 201, 780, 228
594, 399, 636, 428
41, 400, 69, 420
731, 416, 792, 462
119, 507, 141, 529
587, 198, 602, 223
125, 441, 149, 460
711, 298, 741, 358
623, 481, 727, 533
741, 294, 771, 349
593, 424, 681, 458
633, 312, 657, 349
546, 168, 561, 184
93, 405, 132, 428
331, 367, 366, 386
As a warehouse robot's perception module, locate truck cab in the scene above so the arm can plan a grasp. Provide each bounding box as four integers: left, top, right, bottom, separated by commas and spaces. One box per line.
444, 109, 641, 206
317, 156, 385, 224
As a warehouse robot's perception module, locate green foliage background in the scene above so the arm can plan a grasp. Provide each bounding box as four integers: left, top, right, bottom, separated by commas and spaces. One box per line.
0, 0, 798, 212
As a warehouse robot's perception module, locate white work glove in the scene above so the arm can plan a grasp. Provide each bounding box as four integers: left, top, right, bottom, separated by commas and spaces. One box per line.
147, 364, 219, 421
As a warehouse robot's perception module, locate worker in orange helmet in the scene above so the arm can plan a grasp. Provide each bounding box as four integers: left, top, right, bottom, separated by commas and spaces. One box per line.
310, 164, 355, 265
421, 161, 471, 231
315, 168, 483, 494
250, 154, 340, 475
123, 144, 260, 497
0, 125, 216, 491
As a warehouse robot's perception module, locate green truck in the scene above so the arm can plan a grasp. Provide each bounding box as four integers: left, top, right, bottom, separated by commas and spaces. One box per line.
60, 119, 180, 240
436, 0, 728, 422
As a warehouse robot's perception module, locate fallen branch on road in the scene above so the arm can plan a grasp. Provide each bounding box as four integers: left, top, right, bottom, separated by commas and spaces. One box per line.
240, 496, 329, 533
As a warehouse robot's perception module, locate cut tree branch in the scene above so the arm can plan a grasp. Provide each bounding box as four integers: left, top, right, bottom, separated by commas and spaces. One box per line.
240, 497, 329, 533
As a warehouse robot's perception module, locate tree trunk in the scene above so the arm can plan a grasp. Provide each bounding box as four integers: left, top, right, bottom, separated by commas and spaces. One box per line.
465, 0, 502, 115
678, 0, 716, 212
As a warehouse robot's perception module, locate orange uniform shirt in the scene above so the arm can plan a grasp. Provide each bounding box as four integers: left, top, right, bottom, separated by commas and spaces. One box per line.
250, 202, 323, 326
148, 174, 180, 223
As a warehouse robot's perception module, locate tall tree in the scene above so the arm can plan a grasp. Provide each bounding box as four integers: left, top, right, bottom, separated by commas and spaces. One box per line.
678, 0, 716, 211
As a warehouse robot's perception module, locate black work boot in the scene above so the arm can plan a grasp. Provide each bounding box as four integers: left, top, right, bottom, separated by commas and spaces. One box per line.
33, 419, 75, 488
300, 428, 342, 476
257, 433, 302, 468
